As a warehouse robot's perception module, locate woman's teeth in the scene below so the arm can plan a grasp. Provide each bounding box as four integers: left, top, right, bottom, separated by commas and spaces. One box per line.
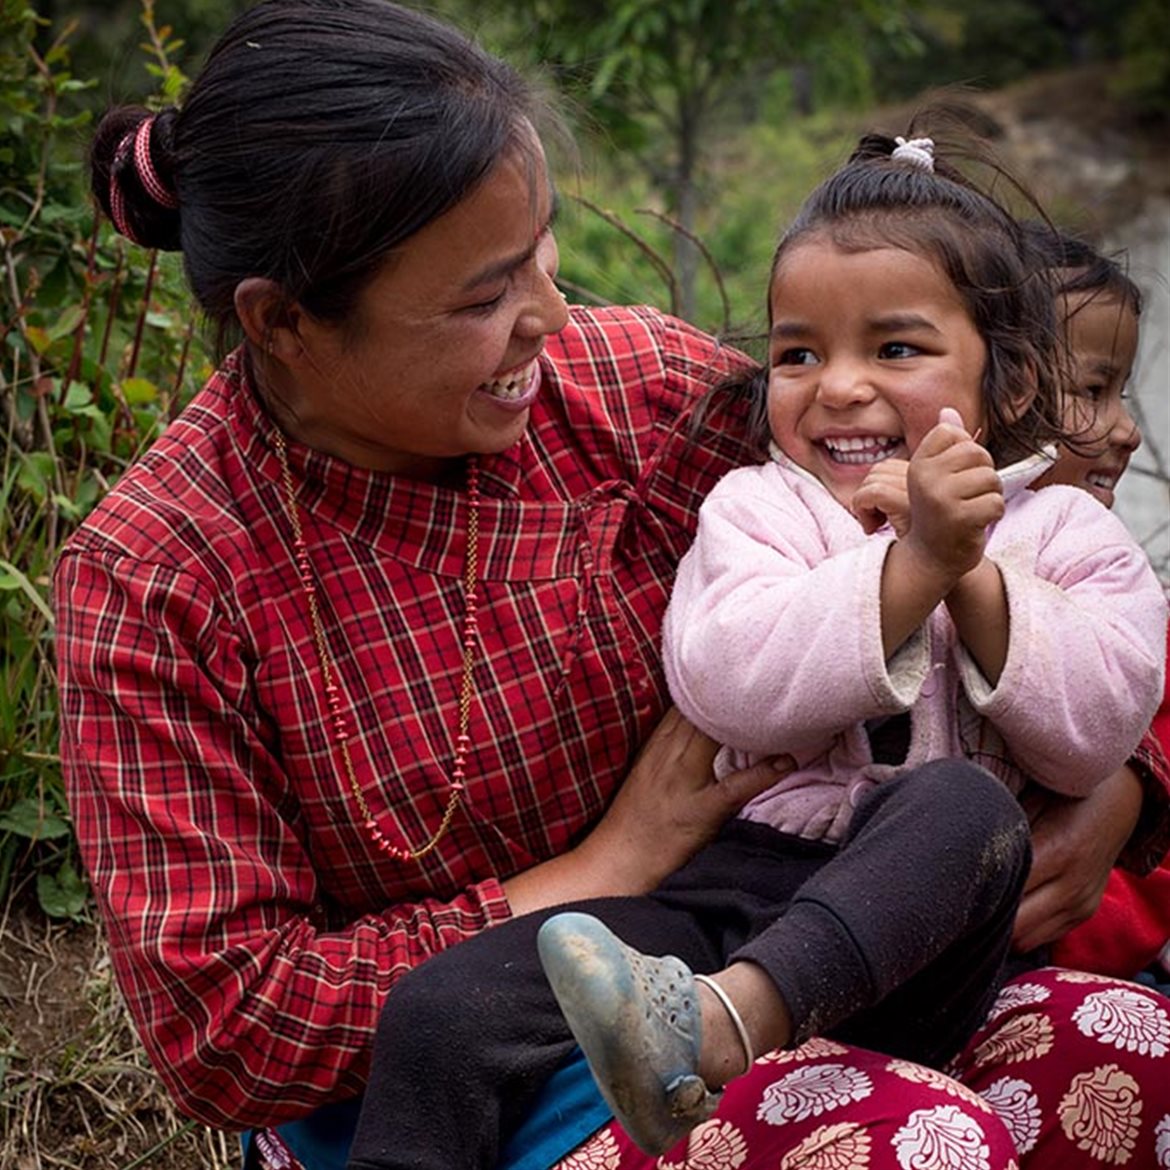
822, 436, 900, 464
482, 362, 533, 400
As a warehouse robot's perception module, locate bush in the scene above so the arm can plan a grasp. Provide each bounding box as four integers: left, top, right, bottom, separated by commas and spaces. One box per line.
0, 0, 210, 916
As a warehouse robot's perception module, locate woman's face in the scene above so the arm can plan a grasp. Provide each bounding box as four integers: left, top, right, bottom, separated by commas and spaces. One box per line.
276, 137, 568, 477
1033, 291, 1141, 509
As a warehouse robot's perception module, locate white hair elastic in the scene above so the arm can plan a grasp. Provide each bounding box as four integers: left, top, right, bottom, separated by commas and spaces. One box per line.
892, 136, 935, 172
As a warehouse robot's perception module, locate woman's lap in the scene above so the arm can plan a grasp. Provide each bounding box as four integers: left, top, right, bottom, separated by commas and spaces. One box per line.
951, 967, 1170, 1167
551, 968, 1170, 1170
248, 968, 1170, 1169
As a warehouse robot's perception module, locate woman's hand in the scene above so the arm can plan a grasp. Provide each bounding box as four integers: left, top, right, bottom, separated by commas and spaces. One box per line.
503, 707, 793, 916
1012, 764, 1143, 953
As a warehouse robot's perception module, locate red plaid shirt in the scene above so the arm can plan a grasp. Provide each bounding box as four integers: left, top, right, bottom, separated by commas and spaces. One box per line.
55, 305, 1170, 1130
55, 306, 758, 1128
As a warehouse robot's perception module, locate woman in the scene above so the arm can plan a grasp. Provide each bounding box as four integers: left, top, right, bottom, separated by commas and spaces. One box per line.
59, 2, 1170, 1168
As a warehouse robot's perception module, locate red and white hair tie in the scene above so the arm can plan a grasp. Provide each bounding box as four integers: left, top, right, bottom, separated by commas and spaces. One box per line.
132, 117, 178, 209
107, 128, 142, 243
107, 115, 177, 245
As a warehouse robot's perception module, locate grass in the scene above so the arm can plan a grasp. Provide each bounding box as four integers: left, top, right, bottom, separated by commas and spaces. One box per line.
0, 894, 236, 1170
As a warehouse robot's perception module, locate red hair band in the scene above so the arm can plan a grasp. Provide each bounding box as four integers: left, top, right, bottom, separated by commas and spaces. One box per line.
133, 117, 179, 209
107, 116, 178, 245
107, 129, 142, 244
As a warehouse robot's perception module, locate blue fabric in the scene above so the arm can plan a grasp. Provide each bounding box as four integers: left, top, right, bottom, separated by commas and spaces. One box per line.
499, 1047, 612, 1170
242, 1049, 610, 1170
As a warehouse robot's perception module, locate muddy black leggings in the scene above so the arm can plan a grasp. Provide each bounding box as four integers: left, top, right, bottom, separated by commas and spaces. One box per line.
348, 760, 1032, 1170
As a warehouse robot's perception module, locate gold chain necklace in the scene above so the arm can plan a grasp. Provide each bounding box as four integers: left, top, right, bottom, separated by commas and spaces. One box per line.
271, 430, 479, 862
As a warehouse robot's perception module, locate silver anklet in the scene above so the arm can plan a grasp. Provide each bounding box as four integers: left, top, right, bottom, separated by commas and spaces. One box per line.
694, 974, 754, 1076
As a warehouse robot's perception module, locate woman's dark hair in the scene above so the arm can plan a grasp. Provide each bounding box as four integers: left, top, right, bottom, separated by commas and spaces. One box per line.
90, 0, 545, 352
1020, 220, 1143, 317
710, 116, 1073, 468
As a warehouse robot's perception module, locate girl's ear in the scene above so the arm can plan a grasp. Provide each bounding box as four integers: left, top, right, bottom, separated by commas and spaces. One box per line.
234, 277, 305, 365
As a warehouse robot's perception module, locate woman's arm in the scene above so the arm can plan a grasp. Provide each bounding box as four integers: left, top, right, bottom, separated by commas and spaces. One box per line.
57, 548, 788, 1128
1014, 727, 1170, 952
504, 708, 791, 914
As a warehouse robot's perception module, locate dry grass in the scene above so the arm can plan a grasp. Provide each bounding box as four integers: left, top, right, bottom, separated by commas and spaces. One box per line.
0, 893, 236, 1170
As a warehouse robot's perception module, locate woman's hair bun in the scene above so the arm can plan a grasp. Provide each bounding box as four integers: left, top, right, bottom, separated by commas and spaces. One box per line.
89, 106, 182, 250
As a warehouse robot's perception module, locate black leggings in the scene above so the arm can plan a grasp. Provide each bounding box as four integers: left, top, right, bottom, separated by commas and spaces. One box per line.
348, 761, 1031, 1170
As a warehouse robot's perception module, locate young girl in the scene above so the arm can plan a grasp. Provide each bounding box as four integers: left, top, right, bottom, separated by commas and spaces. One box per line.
346, 133, 1167, 1170
1021, 225, 1170, 986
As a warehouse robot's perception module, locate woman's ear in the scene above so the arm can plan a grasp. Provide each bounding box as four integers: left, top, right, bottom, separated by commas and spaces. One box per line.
234, 277, 304, 364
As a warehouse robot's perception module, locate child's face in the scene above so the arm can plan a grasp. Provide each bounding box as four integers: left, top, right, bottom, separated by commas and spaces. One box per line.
766, 239, 987, 511
1032, 291, 1140, 510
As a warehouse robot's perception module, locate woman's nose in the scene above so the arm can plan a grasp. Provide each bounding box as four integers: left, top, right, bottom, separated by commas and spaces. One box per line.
516, 234, 569, 337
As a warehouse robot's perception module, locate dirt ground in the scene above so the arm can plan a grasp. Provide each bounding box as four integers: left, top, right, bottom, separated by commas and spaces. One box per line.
0, 895, 235, 1170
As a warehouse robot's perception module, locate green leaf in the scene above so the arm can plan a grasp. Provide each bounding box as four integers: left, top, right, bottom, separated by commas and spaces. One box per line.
23, 324, 50, 354
16, 452, 52, 501
0, 558, 54, 624
50, 492, 82, 520
0, 796, 70, 841
62, 380, 92, 410
37, 861, 88, 921
121, 376, 159, 405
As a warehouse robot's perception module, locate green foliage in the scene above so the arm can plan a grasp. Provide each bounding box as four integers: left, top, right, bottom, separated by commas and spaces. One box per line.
0, 0, 209, 918
499, 0, 917, 317
556, 109, 857, 340
1115, 0, 1170, 116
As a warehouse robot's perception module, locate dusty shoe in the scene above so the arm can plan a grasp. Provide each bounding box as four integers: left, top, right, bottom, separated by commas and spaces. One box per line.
537, 912, 719, 1155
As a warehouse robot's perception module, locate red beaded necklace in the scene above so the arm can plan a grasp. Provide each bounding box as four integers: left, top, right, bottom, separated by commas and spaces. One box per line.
272, 429, 480, 862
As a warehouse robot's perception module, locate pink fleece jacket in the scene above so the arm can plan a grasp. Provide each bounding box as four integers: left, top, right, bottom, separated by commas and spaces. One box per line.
663, 450, 1167, 843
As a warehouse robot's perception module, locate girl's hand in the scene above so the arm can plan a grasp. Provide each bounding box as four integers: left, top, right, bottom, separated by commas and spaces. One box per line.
1012, 765, 1143, 952
852, 459, 910, 536
503, 708, 794, 915
904, 407, 1003, 583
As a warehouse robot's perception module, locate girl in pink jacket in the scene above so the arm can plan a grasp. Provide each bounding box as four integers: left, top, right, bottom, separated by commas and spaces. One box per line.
530, 132, 1166, 1149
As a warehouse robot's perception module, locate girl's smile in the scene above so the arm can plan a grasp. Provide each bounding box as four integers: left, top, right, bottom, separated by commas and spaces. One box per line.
1032, 292, 1140, 510
766, 239, 987, 511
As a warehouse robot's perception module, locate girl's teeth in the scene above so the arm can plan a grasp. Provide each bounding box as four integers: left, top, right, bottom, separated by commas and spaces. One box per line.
823, 436, 899, 464
1087, 472, 1116, 489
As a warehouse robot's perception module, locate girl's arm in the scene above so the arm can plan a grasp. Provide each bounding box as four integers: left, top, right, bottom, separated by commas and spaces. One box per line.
664, 467, 927, 758
960, 490, 1166, 795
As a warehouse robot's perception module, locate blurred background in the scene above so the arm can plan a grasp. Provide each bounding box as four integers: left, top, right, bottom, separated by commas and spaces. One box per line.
1, 2, 1167, 1166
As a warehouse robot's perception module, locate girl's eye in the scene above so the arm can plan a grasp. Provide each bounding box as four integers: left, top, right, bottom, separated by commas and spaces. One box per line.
1074, 383, 1107, 402
775, 347, 817, 366
879, 341, 920, 359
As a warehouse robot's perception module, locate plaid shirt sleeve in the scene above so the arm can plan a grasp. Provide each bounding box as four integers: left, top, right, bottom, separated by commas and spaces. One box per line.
56, 537, 514, 1129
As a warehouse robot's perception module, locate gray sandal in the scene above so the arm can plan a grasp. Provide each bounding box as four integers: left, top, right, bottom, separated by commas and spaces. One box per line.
536, 911, 719, 1155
